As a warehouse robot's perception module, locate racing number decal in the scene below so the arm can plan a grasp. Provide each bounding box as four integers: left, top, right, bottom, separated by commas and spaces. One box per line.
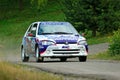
31, 38, 36, 52
26, 37, 32, 53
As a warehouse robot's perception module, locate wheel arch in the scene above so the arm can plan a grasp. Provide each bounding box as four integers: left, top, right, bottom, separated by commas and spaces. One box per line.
35, 43, 39, 50
21, 45, 23, 52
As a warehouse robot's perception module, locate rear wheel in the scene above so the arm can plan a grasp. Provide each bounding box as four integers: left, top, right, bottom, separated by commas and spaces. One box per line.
21, 48, 29, 62
35, 47, 44, 62
60, 58, 67, 62
79, 56, 87, 62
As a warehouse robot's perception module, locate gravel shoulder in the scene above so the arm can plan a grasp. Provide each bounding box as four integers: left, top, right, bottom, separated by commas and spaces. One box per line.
89, 43, 109, 54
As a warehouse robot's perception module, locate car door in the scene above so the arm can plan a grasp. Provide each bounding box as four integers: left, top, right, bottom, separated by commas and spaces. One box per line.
26, 23, 37, 55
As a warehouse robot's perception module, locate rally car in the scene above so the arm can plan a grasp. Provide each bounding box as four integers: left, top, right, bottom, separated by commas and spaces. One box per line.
21, 21, 88, 62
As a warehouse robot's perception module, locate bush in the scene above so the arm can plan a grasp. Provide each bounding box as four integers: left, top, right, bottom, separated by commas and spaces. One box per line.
109, 29, 120, 56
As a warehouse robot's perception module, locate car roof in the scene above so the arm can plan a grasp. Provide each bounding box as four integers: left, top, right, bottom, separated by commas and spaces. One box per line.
33, 21, 69, 24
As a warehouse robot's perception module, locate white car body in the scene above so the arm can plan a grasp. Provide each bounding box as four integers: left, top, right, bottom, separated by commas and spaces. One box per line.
21, 21, 88, 62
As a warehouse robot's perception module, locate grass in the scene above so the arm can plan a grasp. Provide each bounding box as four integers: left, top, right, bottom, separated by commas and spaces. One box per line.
0, 61, 62, 80
88, 51, 120, 60
87, 34, 112, 45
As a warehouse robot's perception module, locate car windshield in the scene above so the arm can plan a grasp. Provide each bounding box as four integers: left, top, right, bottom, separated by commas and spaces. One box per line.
38, 22, 78, 35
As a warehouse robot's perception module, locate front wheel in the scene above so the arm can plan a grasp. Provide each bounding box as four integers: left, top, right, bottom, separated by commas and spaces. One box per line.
21, 48, 29, 62
79, 56, 87, 62
35, 47, 44, 62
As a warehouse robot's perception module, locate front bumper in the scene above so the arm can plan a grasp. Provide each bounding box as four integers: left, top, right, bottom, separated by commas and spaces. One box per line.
39, 44, 88, 57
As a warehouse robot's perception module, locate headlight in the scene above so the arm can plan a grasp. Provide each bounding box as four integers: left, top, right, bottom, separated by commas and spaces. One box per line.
77, 40, 87, 45
41, 40, 56, 45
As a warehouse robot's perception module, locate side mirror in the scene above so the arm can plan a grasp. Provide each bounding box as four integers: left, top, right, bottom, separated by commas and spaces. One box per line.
28, 33, 34, 37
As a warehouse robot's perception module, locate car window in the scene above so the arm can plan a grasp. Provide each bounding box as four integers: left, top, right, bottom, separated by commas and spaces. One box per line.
31, 23, 37, 37
38, 22, 78, 35
27, 23, 37, 37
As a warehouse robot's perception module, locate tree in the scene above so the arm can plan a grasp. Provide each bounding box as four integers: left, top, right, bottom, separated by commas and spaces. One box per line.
31, 0, 48, 10
19, 0, 23, 11
18, 0, 48, 11
0, 0, 48, 19
0, 0, 48, 11
61, 0, 120, 37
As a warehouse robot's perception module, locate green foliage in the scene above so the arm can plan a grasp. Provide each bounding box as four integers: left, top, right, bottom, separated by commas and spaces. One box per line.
0, 0, 48, 20
61, 0, 120, 36
109, 29, 120, 56
31, 0, 48, 10
83, 29, 92, 39
87, 35, 110, 45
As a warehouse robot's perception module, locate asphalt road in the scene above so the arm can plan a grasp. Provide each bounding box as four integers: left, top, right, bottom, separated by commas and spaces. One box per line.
21, 59, 120, 80
2, 43, 120, 80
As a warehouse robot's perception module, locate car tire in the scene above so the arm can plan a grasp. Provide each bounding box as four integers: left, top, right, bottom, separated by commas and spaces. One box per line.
35, 47, 44, 62
21, 48, 29, 62
60, 58, 67, 62
79, 56, 87, 62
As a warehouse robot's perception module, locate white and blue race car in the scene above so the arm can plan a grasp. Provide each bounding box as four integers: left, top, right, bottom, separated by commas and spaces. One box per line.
21, 21, 88, 62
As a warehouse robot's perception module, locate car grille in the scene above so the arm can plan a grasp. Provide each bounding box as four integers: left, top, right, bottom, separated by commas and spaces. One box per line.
52, 49, 80, 54
56, 42, 77, 44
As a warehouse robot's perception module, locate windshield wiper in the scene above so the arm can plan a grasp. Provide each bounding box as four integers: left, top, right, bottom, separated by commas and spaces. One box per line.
40, 33, 53, 35
39, 32, 73, 35
53, 32, 73, 34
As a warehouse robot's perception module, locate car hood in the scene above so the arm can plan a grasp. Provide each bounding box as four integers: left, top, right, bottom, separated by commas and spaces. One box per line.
37, 34, 85, 44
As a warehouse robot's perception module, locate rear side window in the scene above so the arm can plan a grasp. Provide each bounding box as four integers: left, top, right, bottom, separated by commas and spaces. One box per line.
27, 23, 38, 37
